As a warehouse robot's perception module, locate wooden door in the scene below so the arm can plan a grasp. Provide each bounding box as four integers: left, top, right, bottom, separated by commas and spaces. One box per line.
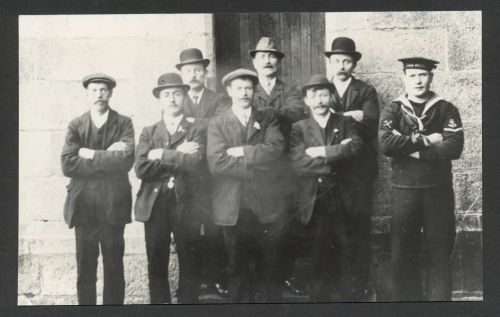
213, 12, 325, 92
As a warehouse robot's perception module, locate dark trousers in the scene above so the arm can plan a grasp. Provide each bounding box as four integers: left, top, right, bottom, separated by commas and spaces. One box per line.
222, 207, 283, 303
200, 223, 227, 286
339, 177, 375, 300
304, 186, 348, 302
75, 222, 125, 305
391, 186, 456, 301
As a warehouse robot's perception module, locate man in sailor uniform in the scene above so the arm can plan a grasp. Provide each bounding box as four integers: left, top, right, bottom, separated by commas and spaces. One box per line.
379, 57, 464, 301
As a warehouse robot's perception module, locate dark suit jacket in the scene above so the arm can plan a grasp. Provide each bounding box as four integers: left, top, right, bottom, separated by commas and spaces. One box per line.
183, 87, 231, 128
253, 79, 307, 136
289, 113, 363, 225
134, 117, 205, 224
330, 77, 379, 180
61, 109, 135, 228
207, 107, 285, 226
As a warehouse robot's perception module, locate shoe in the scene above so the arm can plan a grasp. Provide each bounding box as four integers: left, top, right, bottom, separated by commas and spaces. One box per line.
283, 278, 306, 295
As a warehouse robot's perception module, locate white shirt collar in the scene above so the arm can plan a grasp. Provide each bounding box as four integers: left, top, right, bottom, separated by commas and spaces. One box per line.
188, 87, 205, 105
90, 109, 109, 129
259, 76, 277, 95
332, 76, 352, 98
232, 105, 252, 126
312, 111, 331, 129
163, 114, 184, 135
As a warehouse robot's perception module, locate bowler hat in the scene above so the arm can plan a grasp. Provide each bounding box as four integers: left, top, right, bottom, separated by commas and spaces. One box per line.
221, 68, 259, 87
249, 37, 285, 59
82, 73, 116, 89
398, 57, 439, 71
301, 74, 335, 96
324, 37, 362, 61
152, 73, 190, 98
175, 48, 210, 70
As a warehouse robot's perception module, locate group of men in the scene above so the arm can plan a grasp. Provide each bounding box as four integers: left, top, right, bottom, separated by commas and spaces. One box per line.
61, 36, 464, 304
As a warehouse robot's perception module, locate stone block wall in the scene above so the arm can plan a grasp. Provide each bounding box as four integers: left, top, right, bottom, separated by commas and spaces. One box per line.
325, 11, 482, 299
19, 14, 213, 305
18, 12, 482, 305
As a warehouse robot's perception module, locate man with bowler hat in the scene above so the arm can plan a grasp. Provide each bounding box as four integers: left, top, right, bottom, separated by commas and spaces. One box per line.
134, 73, 205, 303
176, 48, 229, 296
250, 36, 308, 296
61, 73, 135, 305
207, 68, 286, 302
379, 57, 464, 301
289, 74, 363, 301
325, 36, 380, 300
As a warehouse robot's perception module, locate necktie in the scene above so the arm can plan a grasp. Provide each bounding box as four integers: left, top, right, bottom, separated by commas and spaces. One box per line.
242, 114, 249, 126
192, 96, 198, 105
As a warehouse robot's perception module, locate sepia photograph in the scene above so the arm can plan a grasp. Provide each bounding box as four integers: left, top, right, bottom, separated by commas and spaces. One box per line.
18, 11, 482, 305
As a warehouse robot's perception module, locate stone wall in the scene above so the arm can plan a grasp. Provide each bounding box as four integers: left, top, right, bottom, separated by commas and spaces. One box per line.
18, 14, 214, 305
18, 12, 482, 305
325, 11, 482, 299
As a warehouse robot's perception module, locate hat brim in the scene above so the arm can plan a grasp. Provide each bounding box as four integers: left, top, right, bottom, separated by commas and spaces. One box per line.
324, 50, 362, 61
175, 59, 210, 70
153, 84, 190, 98
249, 49, 285, 59
83, 78, 116, 89
222, 74, 259, 88
301, 83, 336, 96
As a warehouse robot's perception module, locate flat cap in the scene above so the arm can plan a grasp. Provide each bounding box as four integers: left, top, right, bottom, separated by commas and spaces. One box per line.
153, 72, 190, 98
302, 74, 335, 96
221, 68, 258, 87
398, 57, 439, 71
82, 73, 116, 89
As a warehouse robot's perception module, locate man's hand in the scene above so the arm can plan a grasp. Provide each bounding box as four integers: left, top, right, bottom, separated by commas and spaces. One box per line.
176, 141, 199, 155
343, 110, 364, 122
147, 148, 164, 160
425, 133, 443, 146
305, 146, 326, 158
107, 141, 127, 151
78, 148, 95, 160
408, 151, 420, 159
226, 147, 244, 157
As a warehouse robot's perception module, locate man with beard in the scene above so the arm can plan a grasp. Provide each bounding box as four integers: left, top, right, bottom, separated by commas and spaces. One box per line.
289, 74, 363, 301
61, 73, 135, 305
250, 37, 308, 296
379, 57, 464, 301
207, 68, 285, 302
134, 73, 205, 303
325, 36, 380, 300
176, 48, 229, 297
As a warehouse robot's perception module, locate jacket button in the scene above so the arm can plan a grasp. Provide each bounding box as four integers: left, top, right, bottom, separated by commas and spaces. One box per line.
318, 178, 323, 183
154, 188, 158, 192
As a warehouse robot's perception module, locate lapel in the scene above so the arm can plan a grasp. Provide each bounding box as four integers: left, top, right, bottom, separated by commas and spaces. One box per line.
103, 109, 118, 148
78, 111, 92, 146
246, 107, 261, 142
326, 112, 341, 145
254, 83, 269, 105
225, 109, 246, 145
154, 120, 171, 148
344, 77, 359, 111
169, 116, 191, 148
199, 87, 216, 118
267, 79, 284, 106
307, 117, 326, 146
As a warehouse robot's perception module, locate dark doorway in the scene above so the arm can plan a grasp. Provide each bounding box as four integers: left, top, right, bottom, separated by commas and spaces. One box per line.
213, 12, 326, 92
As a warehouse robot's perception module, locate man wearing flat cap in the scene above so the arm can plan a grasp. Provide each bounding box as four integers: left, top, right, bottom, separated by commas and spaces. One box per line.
176, 48, 229, 296
325, 36, 380, 300
379, 57, 464, 301
289, 74, 363, 301
250, 36, 308, 296
134, 73, 205, 303
61, 73, 135, 305
207, 68, 286, 302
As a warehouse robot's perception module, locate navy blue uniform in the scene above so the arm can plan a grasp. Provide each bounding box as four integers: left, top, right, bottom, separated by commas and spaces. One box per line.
379, 92, 464, 301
